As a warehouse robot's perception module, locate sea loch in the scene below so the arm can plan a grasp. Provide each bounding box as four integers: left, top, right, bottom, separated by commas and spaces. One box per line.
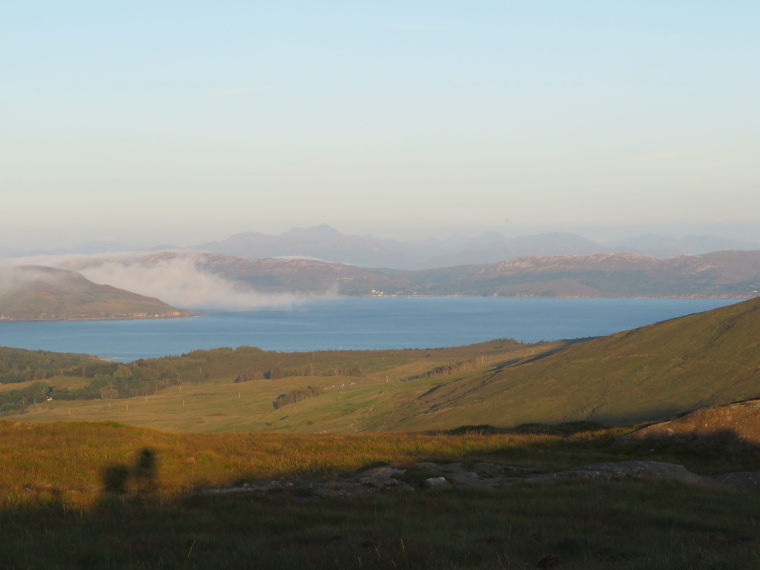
0, 297, 739, 362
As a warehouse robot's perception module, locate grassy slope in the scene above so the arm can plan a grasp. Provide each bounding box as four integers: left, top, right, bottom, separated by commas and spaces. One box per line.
10, 340, 554, 432
393, 297, 760, 429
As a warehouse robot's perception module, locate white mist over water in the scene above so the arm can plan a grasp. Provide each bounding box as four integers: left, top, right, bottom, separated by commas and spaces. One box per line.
7, 254, 307, 311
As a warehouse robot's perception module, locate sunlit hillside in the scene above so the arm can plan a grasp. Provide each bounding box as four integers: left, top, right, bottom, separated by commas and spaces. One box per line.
2, 298, 758, 432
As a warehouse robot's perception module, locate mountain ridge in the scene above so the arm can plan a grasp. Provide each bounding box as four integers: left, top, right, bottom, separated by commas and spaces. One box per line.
4, 225, 759, 269
56, 250, 760, 301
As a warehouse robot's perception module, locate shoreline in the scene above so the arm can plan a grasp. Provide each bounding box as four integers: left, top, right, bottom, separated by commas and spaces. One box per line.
1, 294, 755, 322
0, 313, 195, 323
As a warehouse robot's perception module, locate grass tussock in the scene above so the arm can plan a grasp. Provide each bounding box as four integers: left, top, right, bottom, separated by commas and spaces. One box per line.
3, 420, 759, 508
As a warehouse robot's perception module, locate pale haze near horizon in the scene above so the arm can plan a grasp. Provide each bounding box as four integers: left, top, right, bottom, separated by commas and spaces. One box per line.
2, 1, 758, 250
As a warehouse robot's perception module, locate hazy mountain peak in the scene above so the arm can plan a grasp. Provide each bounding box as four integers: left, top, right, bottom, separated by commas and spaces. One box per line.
283, 224, 343, 239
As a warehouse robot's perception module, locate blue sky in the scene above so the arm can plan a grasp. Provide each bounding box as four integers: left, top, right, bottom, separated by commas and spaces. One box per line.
2, 1, 759, 248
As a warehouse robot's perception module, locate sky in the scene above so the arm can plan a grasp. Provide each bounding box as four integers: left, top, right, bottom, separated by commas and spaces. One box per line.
2, 1, 759, 249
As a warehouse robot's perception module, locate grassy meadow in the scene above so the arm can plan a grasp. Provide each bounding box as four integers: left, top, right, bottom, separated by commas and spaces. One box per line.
1, 420, 759, 569
2, 339, 555, 433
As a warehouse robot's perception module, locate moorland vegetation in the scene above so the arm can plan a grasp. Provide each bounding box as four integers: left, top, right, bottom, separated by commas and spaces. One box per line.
1, 419, 759, 568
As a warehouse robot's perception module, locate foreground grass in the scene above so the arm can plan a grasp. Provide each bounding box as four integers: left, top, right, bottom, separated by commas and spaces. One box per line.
1, 421, 759, 569
4, 481, 759, 570
0, 421, 553, 505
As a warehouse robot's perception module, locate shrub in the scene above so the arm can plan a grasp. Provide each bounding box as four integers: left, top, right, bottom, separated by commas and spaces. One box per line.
272, 386, 325, 409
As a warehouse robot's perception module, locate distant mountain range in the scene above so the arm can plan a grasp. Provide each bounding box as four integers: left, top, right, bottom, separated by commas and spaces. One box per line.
418, 251, 760, 298
0, 266, 193, 321
3, 225, 758, 269
57, 250, 760, 301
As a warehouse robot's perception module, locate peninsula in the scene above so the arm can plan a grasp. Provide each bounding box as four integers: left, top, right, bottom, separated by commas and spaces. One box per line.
0, 266, 193, 321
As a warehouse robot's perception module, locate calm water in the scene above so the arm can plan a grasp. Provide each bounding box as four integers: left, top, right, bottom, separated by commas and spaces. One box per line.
0, 297, 739, 361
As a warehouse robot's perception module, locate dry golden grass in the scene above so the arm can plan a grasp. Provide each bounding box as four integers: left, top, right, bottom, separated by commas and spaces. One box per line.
2, 420, 759, 569
0, 419, 624, 509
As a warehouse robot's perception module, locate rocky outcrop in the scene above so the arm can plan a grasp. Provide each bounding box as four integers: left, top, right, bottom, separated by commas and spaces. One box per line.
522, 461, 726, 491
616, 400, 760, 448
200, 460, 759, 499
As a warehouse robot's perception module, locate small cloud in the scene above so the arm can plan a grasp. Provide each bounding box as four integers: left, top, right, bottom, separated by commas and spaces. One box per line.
383, 21, 443, 32
215, 88, 263, 96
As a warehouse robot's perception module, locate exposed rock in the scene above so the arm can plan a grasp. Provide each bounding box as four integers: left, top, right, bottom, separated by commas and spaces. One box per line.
714, 472, 760, 493
424, 477, 452, 490
351, 466, 407, 487
416, 462, 484, 487
198, 460, 760, 498
308, 466, 415, 498
616, 400, 760, 448
472, 462, 544, 477
523, 461, 727, 491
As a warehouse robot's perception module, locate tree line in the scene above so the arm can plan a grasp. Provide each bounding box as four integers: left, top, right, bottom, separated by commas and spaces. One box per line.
235, 364, 363, 383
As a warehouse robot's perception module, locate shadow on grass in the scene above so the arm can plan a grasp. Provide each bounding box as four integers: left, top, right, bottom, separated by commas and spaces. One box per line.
490, 337, 595, 372
424, 422, 760, 478
101, 448, 158, 497
1, 424, 760, 569
3, 456, 760, 569
439, 420, 611, 437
